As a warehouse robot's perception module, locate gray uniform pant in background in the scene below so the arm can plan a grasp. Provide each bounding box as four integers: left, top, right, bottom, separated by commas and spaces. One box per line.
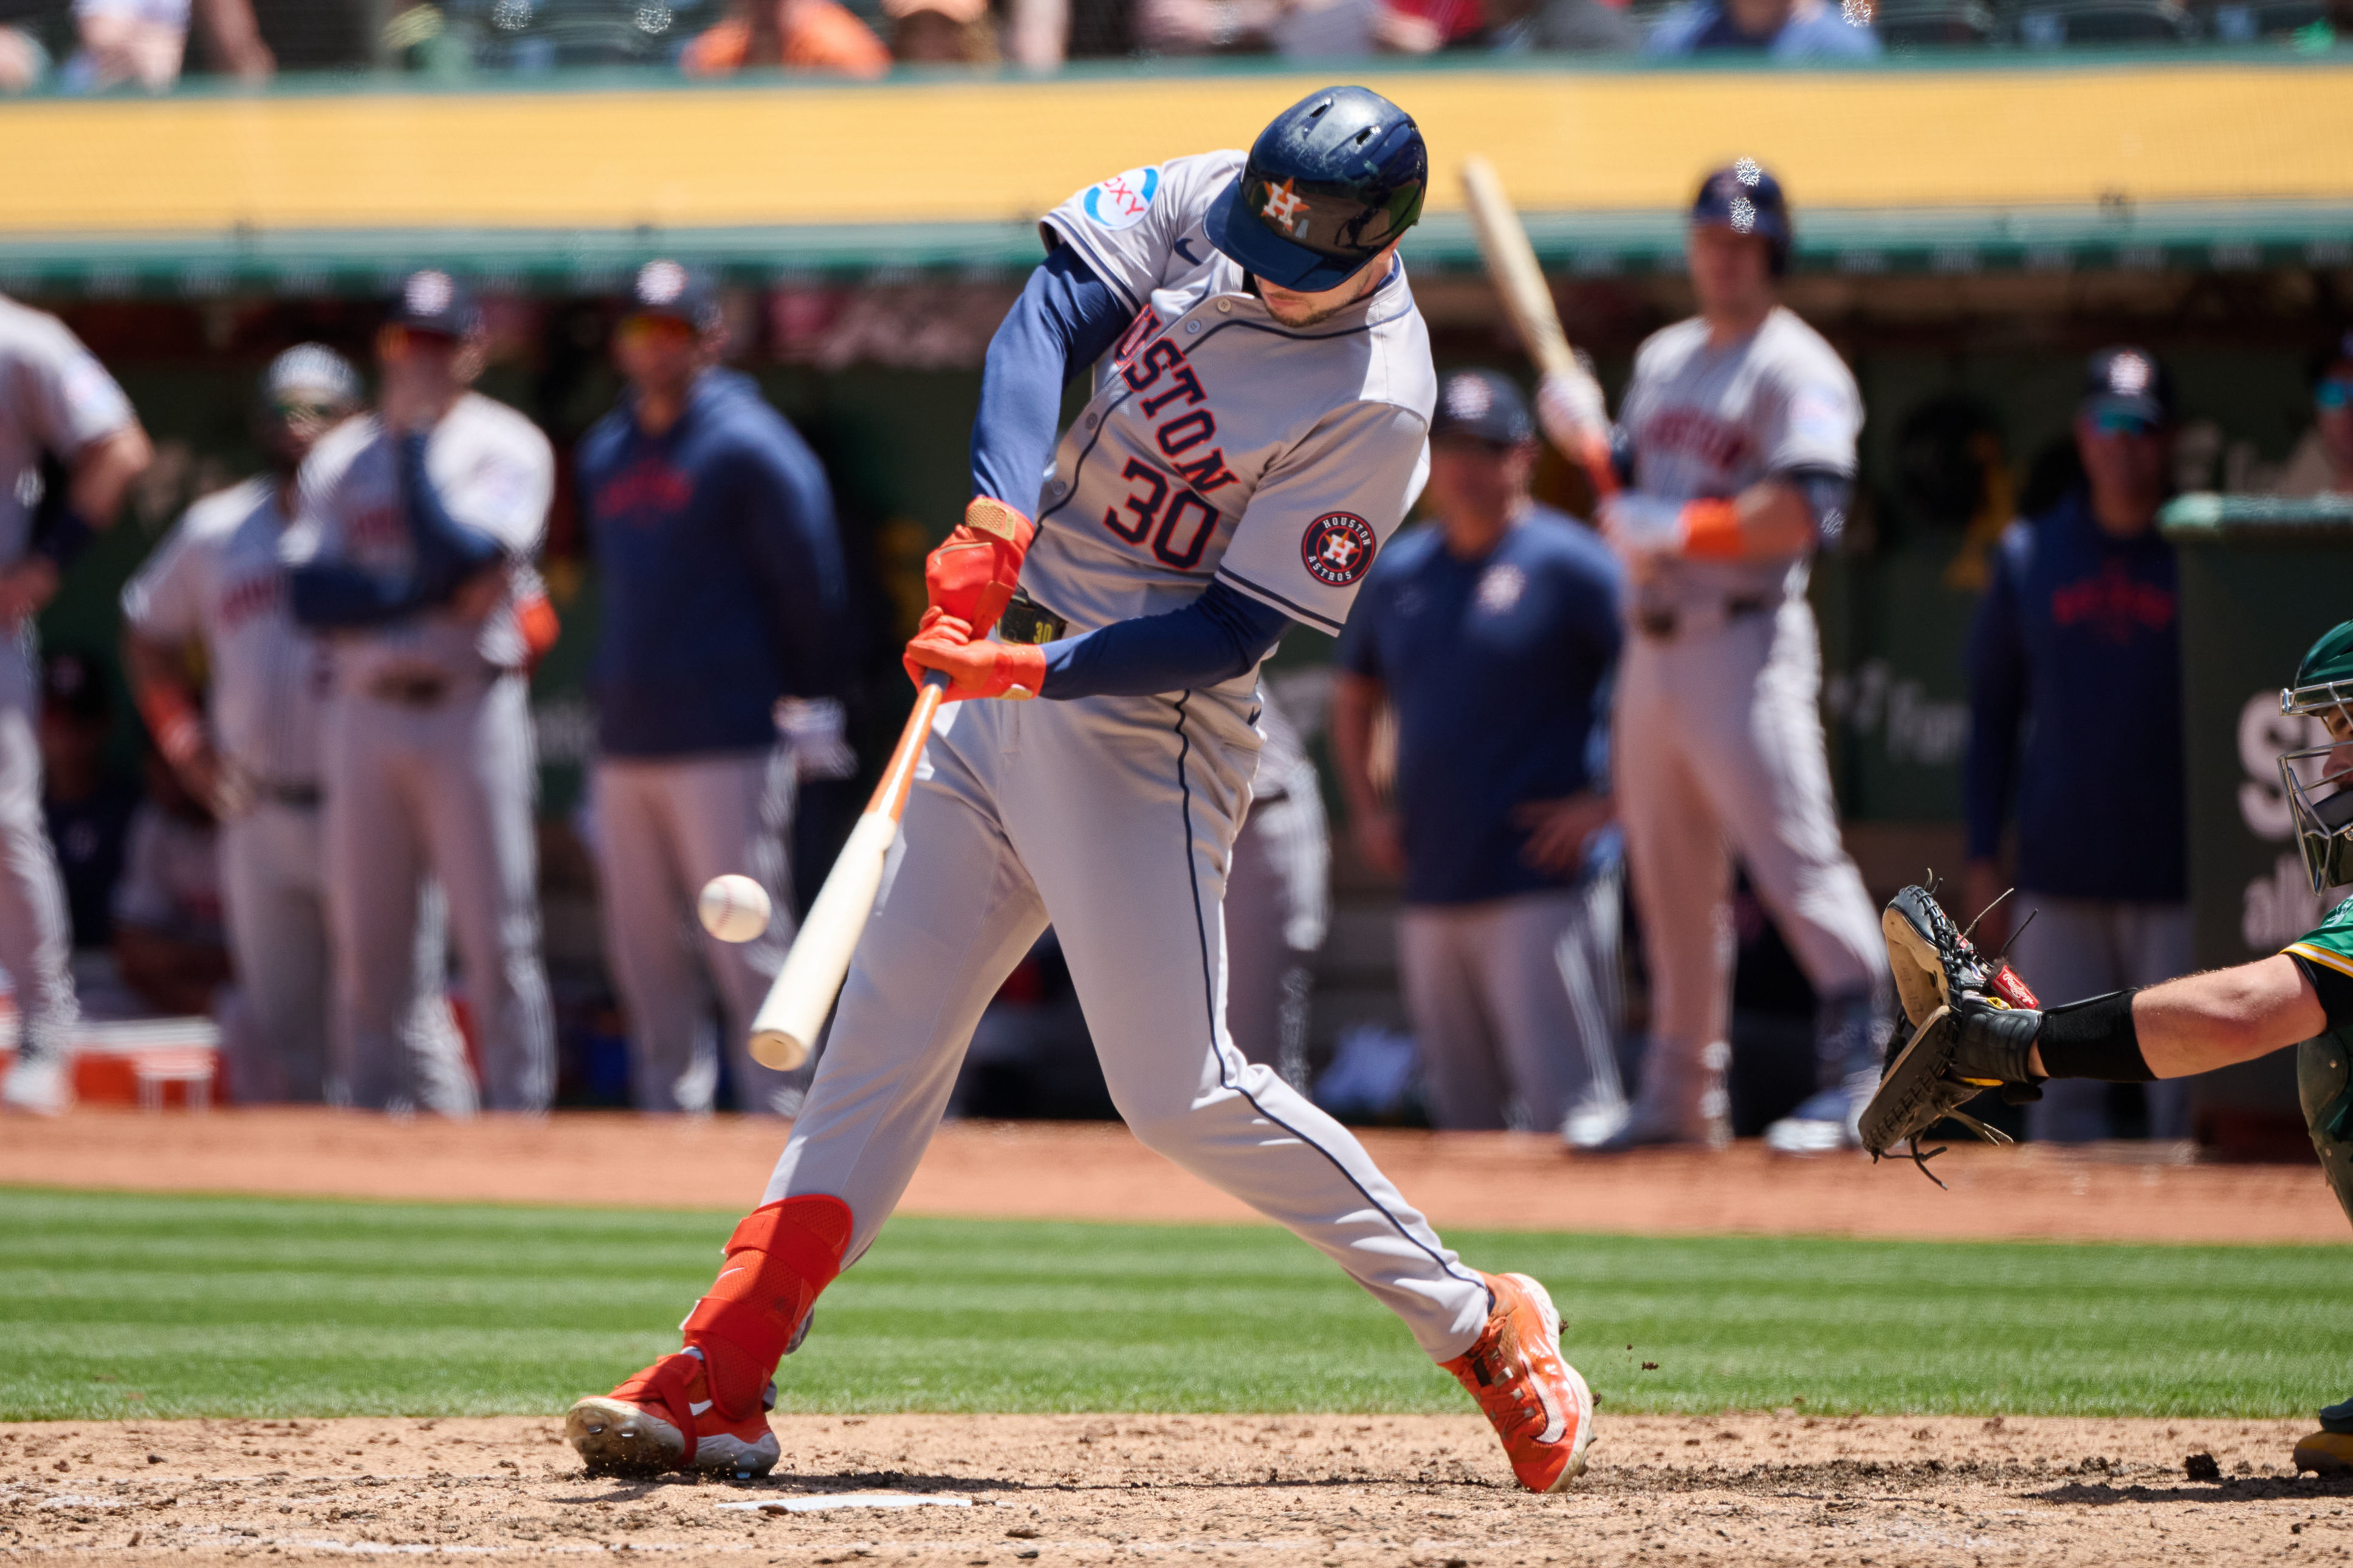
321, 674, 552, 1112
2008, 893, 2194, 1143
0, 700, 76, 1067
1614, 601, 1887, 1096
591, 748, 805, 1115
219, 796, 472, 1112
1398, 874, 1624, 1134
1221, 758, 1329, 1090
761, 691, 1493, 1362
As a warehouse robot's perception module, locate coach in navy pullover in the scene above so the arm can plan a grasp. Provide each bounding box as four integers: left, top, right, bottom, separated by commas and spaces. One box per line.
577, 365, 848, 754
575, 262, 849, 1116
1962, 346, 2192, 1141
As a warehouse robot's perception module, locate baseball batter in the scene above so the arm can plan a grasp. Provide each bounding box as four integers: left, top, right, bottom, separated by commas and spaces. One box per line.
1538, 162, 1888, 1152
122, 344, 469, 1111
567, 87, 1594, 1496
287, 273, 557, 1113
0, 293, 152, 1117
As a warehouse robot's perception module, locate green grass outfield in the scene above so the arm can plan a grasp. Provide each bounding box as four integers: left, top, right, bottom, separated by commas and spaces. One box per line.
4, 1188, 2350, 1423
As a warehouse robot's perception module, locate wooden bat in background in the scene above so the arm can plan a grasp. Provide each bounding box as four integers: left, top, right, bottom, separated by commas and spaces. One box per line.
749, 670, 949, 1070
1458, 154, 1618, 502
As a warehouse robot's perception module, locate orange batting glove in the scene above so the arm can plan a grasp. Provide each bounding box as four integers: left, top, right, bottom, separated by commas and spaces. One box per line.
903, 608, 1047, 702
924, 498, 1036, 637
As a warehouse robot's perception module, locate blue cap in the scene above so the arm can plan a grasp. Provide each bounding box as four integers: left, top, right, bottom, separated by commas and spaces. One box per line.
624, 259, 720, 330
1430, 369, 1533, 445
1692, 159, 1791, 273
1208, 86, 1427, 293
386, 269, 481, 338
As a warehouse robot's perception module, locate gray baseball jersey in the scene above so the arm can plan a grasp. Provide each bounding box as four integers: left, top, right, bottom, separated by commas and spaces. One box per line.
288, 395, 554, 685
753, 152, 1495, 1364
1614, 304, 1861, 617
122, 478, 325, 786
1602, 304, 1884, 1144
1030, 150, 1434, 674
0, 295, 136, 572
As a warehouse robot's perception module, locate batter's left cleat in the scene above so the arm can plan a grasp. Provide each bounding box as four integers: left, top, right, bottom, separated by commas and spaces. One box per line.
566, 1351, 780, 1477
0, 1054, 70, 1117
1444, 1272, 1595, 1493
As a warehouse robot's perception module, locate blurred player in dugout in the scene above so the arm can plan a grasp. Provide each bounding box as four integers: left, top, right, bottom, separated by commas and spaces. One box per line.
0, 291, 153, 1116
1963, 347, 2192, 1143
577, 261, 850, 1115
124, 344, 469, 1110
1333, 369, 1627, 1138
286, 272, 558, 1114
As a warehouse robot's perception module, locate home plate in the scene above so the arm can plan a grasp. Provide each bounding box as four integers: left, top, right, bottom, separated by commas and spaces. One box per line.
717, 1493, 975, 1514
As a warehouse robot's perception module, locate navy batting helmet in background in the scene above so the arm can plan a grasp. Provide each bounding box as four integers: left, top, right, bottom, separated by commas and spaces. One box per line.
1692, 159, 1793, 276
1209, 86, 1427, 293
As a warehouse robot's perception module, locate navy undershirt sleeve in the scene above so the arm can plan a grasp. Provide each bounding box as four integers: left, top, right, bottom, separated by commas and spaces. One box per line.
1779, 465, 1855, 550
970, 244, 1132, 508
1037, 580, 1292, 699
398, 433, 507, 603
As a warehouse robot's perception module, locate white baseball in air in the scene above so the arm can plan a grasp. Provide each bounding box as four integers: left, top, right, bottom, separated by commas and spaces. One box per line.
698, 874, 773, 943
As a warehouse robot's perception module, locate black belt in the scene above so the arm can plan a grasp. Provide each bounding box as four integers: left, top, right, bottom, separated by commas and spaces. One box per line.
997, 591, 1070, 646
260, 781, 323, 809
366, 672, 453, 707
1636, 596, 1772, 640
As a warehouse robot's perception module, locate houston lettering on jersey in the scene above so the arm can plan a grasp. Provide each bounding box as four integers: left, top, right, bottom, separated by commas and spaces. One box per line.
2051, 561, 2175, 642
1642, 405, 1752, 476
215, 570, 283, 633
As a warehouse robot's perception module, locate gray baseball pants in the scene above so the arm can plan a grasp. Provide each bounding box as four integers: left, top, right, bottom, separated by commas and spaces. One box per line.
591, 747, 807, 1115
1398, 873, 1625, 1134
0, 696, 75, 1068
1613, 600, 1887, 1097
2007, 892, 2193, 1142
760, 690, 1492, 1361
219, 795, 472, 1112
321, 673, 552, 1112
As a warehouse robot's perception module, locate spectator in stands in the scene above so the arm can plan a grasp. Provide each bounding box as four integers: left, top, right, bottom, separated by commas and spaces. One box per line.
0, 21, 49, 90
66, 0, 273, 91
2276, 332, 2353, 499
577, 261, 849, 1115
1965, 346, 2190, 1144
681, 0, 889, 75
39, 652, 139, 954
1643, 0, 1878, 55
111, 741, 230, 1018
1331, 371, 1628, 1138
887, 0, 1002, 58
1504, 0, 1642, 50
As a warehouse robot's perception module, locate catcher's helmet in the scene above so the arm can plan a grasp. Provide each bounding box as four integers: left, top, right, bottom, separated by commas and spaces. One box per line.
1692, 159, 1791, 276
2279, 619, 2353, 892
1209, 86, 1427, 293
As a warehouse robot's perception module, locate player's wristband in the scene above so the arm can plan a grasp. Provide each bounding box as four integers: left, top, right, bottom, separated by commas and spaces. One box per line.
2034, 988, 2152, 1082
1678, 499, 1743, 560
136, 686, 205, 766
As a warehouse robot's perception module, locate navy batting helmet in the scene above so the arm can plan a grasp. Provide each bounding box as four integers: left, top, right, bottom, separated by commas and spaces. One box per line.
1692, 159, 1792, 276
1209, 86, 1427, 293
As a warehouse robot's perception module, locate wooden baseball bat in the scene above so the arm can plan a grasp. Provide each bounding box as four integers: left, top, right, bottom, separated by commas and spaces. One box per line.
748, 671, 950, 1071
1458, 154, 1618, 501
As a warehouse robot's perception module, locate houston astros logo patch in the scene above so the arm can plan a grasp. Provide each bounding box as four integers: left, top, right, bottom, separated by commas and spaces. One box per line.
1084, 167, 1161, 231
1301, 513, 1376, 586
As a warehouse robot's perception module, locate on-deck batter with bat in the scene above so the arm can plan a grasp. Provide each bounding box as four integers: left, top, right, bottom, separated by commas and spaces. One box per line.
566, 84, 1596, 1498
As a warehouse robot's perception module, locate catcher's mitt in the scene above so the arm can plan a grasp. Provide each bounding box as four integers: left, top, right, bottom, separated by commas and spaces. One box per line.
1863, 882, 2043, 1182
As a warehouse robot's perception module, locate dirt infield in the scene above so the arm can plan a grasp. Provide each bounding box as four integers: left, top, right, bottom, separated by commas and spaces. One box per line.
4, 1106, 2347, 1244
3, 1410, 2343, 1566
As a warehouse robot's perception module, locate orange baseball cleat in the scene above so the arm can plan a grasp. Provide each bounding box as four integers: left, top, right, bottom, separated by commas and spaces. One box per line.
565, 1349, 781, 1477
1443, 1272, 1595, 1493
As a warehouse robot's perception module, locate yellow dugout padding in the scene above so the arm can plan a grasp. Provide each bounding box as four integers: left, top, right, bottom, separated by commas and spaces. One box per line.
2, 62, 2351, 236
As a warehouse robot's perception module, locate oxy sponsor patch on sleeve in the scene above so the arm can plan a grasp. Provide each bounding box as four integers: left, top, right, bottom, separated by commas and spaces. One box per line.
1300, 512, 1378, 587
1082, 166, 1161, 231
1787, 386, 1853, 447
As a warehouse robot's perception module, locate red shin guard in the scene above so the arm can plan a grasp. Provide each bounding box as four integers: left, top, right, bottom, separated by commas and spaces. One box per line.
681, 1196, 853, 1416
